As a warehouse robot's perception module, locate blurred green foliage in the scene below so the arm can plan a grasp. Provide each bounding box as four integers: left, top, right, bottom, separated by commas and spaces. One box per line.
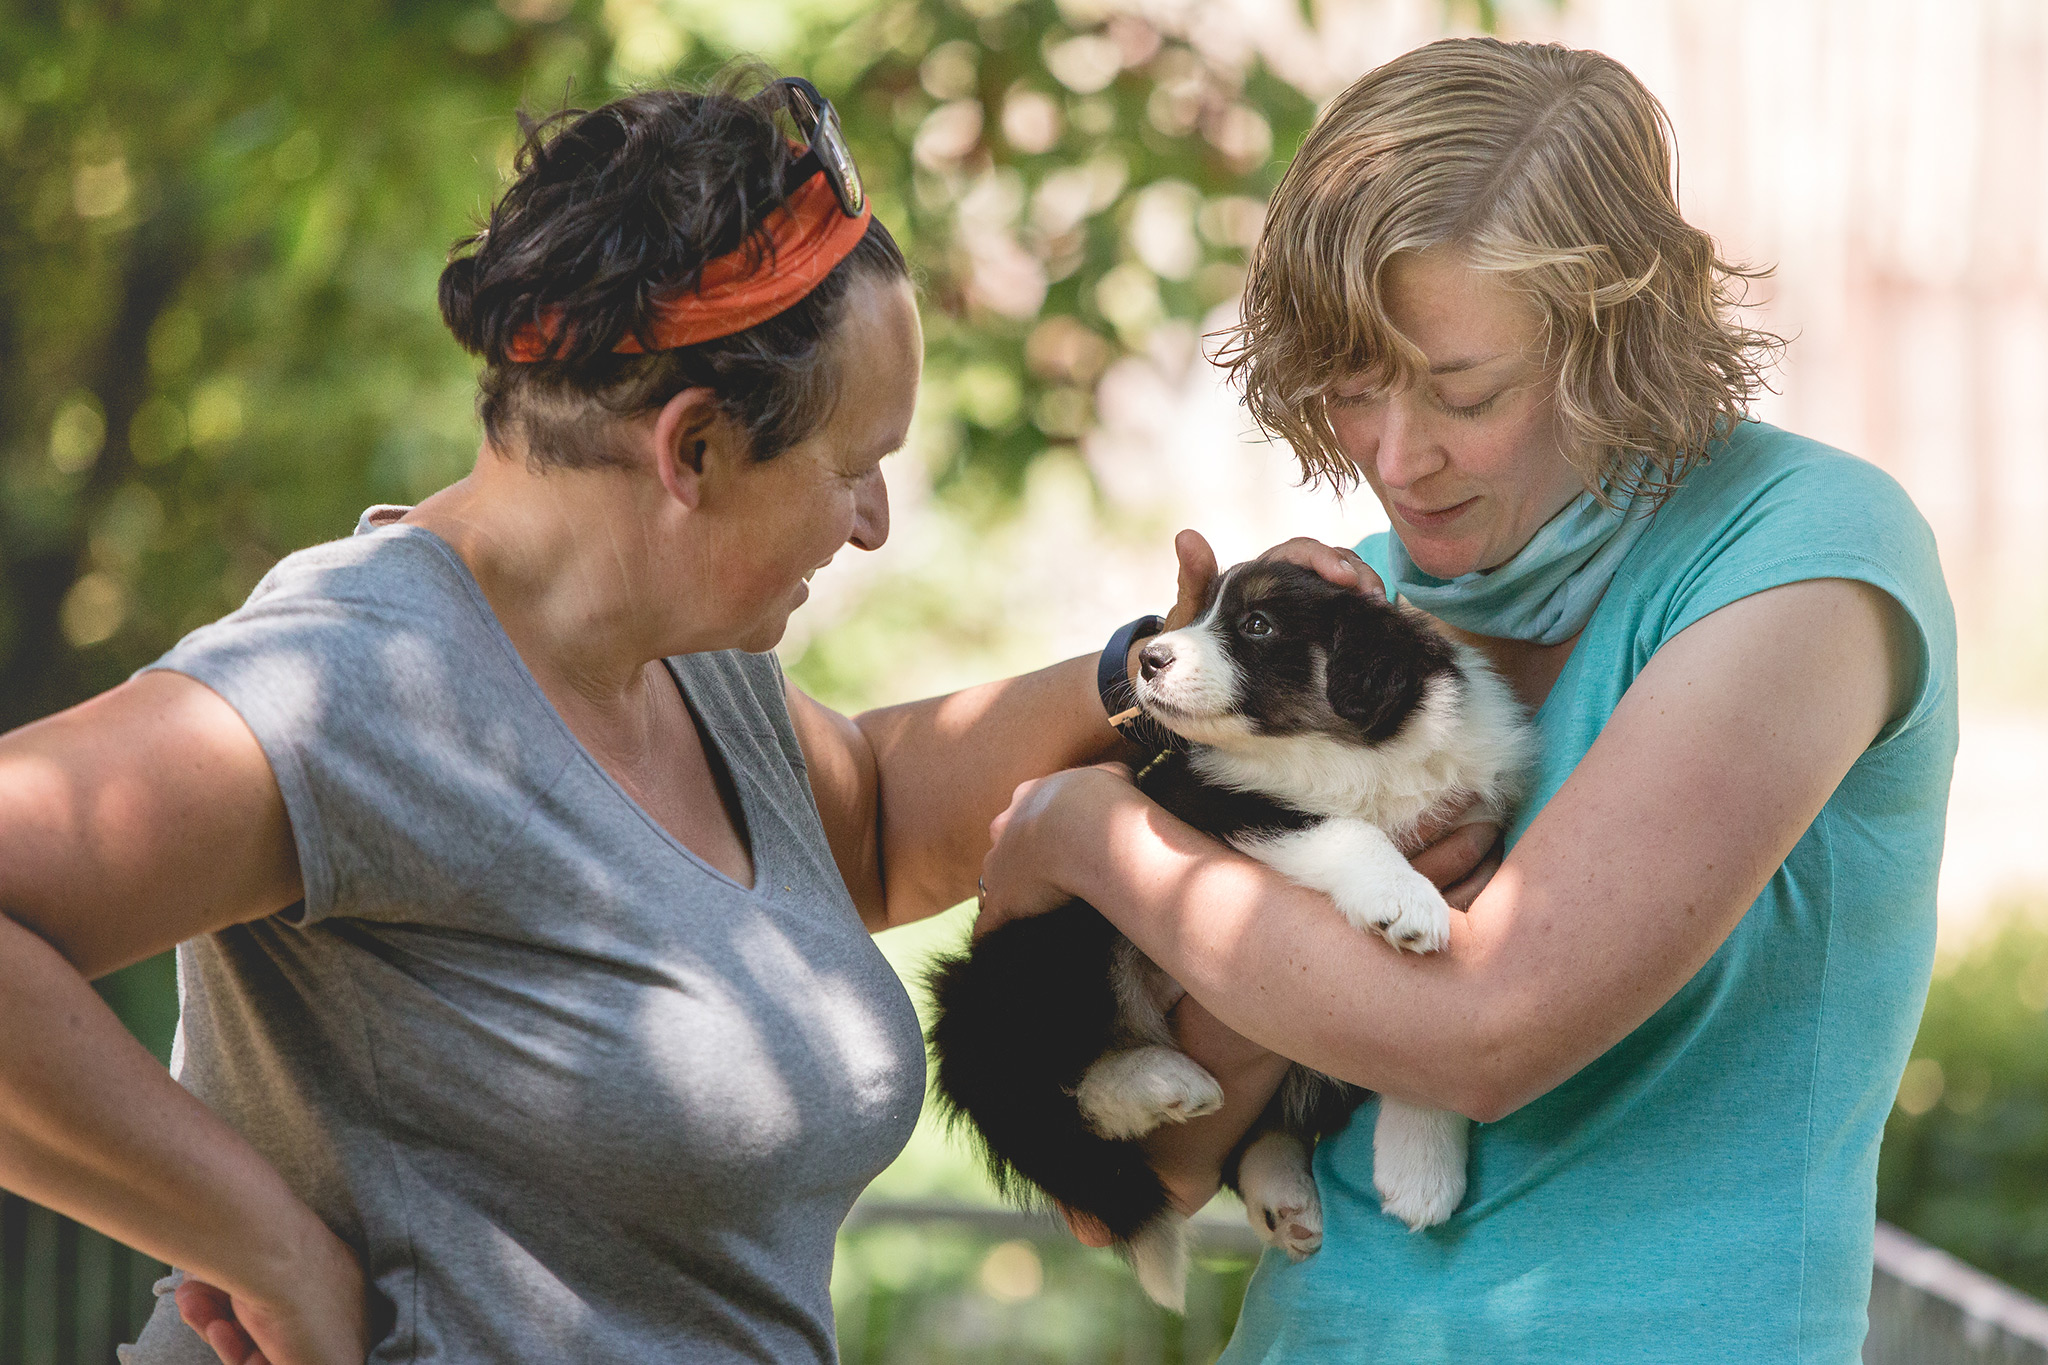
834, 1217, 1257, 1364
0, 0, 1318, 731
1879, 901, 2048, 1299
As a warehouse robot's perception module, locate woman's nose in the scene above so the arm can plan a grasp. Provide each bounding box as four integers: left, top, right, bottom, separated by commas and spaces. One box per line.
850, 470, 890, 552
1373, 394, 1444, 491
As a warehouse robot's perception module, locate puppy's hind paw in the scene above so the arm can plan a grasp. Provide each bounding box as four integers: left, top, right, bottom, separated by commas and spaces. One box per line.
1372, 1100, 1468, 1230
1238, 1131, 1324, 1262
1076, 1047, 1224, 1140
1253, 1191, 1324, 1262
1375, 1172, 1463, 1231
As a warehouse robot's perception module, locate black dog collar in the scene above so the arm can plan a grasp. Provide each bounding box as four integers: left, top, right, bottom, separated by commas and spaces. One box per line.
1098, 614, 1169, 748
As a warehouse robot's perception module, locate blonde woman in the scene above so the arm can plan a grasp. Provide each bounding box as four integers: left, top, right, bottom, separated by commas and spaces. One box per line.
977, 38, 1954, 1361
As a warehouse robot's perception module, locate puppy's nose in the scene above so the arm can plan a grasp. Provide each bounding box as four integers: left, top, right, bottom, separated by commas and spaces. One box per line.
1139, 640, 1174, 681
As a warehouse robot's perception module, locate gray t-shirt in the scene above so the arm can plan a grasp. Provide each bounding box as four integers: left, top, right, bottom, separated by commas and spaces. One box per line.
124, 517, 925, 1363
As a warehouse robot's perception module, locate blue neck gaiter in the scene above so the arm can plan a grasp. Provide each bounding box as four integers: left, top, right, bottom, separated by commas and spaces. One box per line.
1377, 488, 1651, 645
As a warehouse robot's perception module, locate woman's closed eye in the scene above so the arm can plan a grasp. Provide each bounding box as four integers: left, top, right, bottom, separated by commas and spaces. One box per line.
1437, 390, 1504, 419
1326, 377, 1384, 409
1327, 383, 1504, 417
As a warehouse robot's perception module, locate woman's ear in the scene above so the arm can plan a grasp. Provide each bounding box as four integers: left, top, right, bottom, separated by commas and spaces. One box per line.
649, 387, 727, 509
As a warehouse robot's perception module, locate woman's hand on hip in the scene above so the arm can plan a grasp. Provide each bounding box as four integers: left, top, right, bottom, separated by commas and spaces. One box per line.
176, 1229, 367, 1365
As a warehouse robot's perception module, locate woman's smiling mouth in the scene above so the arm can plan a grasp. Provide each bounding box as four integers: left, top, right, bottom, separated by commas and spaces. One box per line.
1392, 496, 1479, 530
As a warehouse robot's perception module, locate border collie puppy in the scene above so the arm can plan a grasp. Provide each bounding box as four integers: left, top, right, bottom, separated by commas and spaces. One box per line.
928, 560, 1531, 1309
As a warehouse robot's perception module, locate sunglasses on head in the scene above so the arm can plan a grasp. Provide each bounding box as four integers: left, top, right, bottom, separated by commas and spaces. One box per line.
774, 77, 864, 219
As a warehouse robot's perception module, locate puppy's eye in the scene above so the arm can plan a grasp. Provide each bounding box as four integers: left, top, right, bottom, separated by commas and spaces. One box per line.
1241, 612, 1274, 637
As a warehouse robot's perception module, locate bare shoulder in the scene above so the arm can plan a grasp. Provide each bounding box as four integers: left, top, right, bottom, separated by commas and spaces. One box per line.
0, 671, 302, 979
1554, 576, 1908, 866
1464, 577, 1913, 1115
1627, 576, 1910, 746
782, 679, 887, 928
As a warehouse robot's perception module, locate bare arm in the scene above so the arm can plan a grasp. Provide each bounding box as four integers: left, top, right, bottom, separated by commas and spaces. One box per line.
784, 529, 1215, 933
0, 671, 365, 1364
786, 655, 1122, 932
786, 531, 1396, 934
857, 654, 1119, 926
977, 577, 1912, 1122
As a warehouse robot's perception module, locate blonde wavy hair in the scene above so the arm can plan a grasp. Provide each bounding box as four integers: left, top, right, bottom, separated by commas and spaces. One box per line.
1220, 37, 1780, 503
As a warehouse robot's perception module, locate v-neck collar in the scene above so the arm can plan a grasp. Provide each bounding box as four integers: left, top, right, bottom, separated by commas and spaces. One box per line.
380, 522, 766, 895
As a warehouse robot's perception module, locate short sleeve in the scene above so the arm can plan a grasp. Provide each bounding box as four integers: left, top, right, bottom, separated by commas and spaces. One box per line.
141, 532, 572, 927
1643, 433, 1957, 747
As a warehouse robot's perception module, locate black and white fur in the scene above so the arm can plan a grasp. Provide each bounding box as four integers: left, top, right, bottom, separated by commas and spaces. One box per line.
928, 561, 1531, 1309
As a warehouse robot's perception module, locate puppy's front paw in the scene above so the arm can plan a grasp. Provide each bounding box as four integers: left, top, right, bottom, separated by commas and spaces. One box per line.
1350, 871, 1450, 954
1238, 1132, 1323, 1262
1076, 1047, 1224, 1140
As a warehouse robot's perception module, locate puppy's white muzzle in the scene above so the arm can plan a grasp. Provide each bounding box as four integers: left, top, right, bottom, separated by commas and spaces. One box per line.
1131, 620, 1249, 746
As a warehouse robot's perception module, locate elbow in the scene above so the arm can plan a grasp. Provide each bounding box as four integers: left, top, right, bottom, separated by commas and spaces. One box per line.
1452, 1081, 1518, 1127
1320, 1036, 1528, 1125
1403, 1057, 1515, 1125
1424, 1002, 1563, 1125
1335, 1064, 1516, 1125
1443, 1031, 1567, 1125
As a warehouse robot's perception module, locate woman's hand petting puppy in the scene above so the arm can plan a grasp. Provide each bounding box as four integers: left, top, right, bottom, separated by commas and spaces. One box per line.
1158, 529, 1385, 635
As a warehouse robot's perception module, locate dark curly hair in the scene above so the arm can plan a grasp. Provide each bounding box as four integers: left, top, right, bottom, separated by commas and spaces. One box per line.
438, 79, 908, 469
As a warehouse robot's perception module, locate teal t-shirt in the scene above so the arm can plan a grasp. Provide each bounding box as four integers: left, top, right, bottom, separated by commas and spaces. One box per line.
1218, 422, 1958, 1364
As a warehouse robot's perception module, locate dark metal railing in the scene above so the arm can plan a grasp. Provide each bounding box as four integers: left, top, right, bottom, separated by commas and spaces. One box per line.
0, 1198, 166, 1365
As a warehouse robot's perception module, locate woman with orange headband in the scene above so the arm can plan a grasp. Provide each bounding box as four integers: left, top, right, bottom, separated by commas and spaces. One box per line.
0, 78, 1483, 1365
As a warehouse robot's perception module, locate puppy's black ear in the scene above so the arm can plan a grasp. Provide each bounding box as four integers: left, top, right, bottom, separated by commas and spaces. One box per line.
1326, 600, 1452, 743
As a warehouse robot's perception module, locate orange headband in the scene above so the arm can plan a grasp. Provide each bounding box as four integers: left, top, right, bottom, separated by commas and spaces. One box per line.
506, 169, 873, 363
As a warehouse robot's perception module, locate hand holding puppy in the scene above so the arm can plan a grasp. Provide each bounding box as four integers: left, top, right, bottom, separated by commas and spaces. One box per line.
974, 761, 1138, 939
